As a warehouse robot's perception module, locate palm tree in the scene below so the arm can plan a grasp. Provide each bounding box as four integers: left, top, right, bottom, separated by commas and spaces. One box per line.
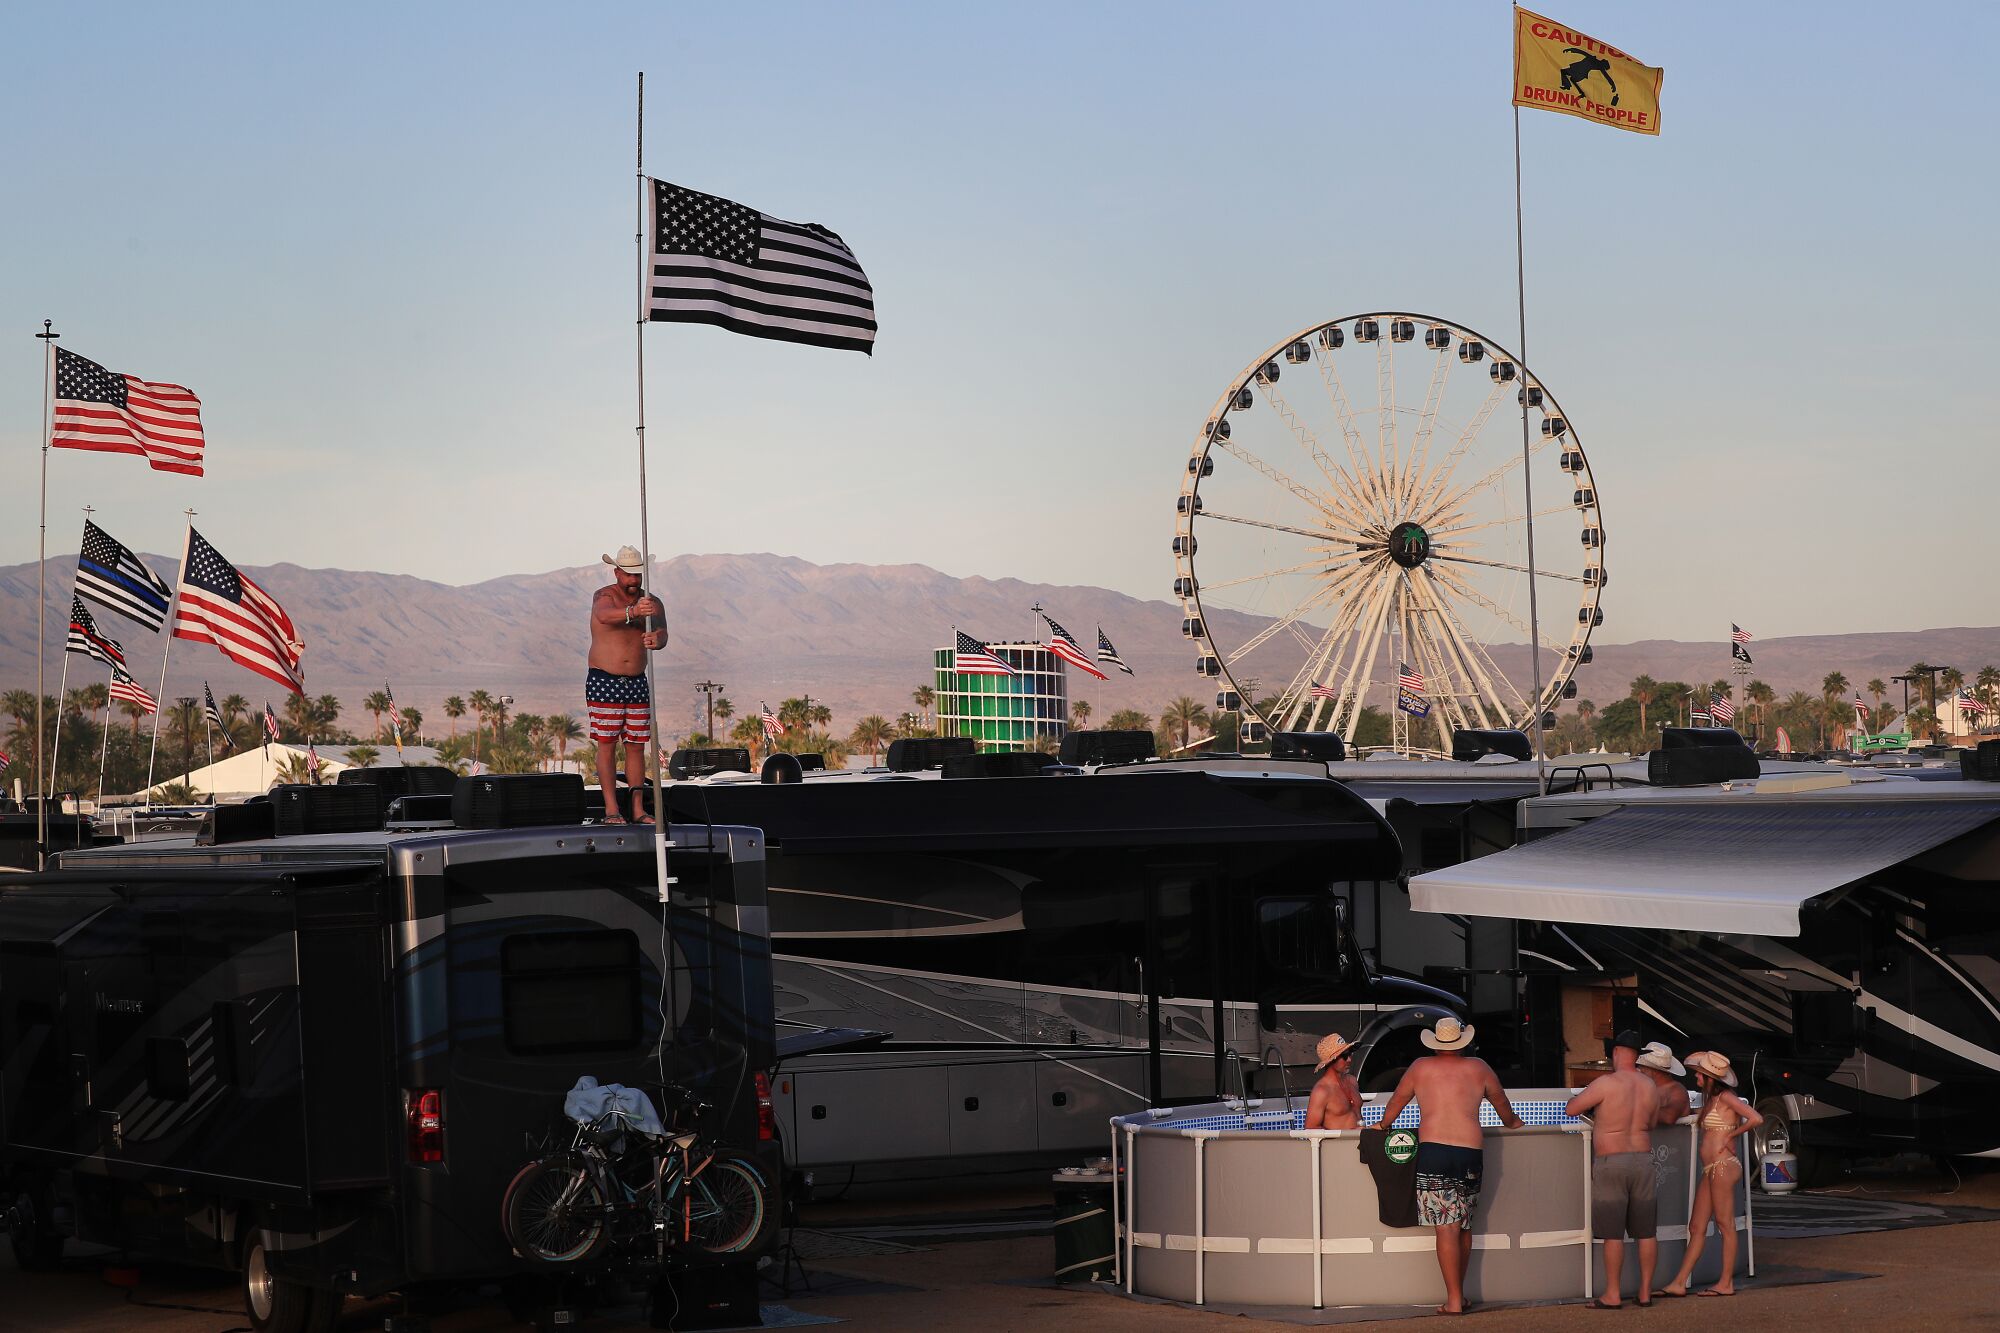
362, 690, 391, 741
1162, 696, 1209, 752
1866, 679, 1887, 715
1106, 708, 1152, 732
467, 689, 494, 760
849, 714, 896, 764
913, 685, 935, 728
551, 714, 584, 769
730, 715, 767, 765
346, 744, 380, 769
431, 735, 472, 775
400, 707, 423, 744
283, 693, 315, 742
1747, 680, 1776, 746
273, 753, 313, 786
443, 695, 466, 739
1627, 675, 1659, 737
491, 694, 511, 736
1071, 699, 1092, 730
714, 696, 735, 727
2, 689, 36, 732
1908, 664, 1937, 714
1979, 666, 2000, 721
119, 697, 149, 737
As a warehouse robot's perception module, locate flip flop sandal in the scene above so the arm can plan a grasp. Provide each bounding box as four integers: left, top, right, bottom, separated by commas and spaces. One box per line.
1696, 1289, 1735, 1297
1656, 1290, 1689, 1299
1584, 1298, 1626, 1309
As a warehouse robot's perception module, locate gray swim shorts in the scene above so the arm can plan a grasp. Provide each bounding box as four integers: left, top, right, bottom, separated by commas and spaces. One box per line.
1591, 1151, 1658, 1240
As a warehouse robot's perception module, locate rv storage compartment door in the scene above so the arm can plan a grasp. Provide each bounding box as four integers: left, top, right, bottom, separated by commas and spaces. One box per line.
296, 881, 393, 1188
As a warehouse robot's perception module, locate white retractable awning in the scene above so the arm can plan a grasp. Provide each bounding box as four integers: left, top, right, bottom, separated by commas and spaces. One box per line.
1409, 801, 2000, 937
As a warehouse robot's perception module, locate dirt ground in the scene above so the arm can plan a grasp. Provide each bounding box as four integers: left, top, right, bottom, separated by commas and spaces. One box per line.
6, 1161, 1998, 1331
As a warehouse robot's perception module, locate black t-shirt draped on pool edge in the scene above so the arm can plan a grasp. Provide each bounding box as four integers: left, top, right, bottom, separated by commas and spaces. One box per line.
1359, 1128, 1422, 1228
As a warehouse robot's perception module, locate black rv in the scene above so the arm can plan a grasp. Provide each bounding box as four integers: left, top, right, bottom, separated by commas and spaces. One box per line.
665, 753, 1461, 1169
0, 776, 777, 1331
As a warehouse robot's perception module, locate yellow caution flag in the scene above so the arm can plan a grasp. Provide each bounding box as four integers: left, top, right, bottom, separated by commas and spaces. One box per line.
1513, 7, 1662, 136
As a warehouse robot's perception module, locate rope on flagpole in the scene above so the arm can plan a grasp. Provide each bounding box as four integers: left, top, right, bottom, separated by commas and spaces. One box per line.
35, 320, 60, 867
1513, 104, 1549, 790
49, 652, 71, 802
97, 660, 115, 806
146, 511, 194, 803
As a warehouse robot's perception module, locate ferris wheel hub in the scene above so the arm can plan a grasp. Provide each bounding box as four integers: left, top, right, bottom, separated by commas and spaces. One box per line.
1387, 521, 1432, 570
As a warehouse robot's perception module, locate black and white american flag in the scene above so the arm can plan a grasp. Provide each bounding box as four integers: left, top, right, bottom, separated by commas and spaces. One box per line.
77, 520, 172, 631
646, 180, 876, 354
1096, 627, 1133, 676
51, 347, 205, 475
65, 597, 126, 668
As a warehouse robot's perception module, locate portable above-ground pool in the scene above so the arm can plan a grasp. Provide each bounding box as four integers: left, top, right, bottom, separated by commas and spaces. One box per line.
1111, 1090, 1750, 1310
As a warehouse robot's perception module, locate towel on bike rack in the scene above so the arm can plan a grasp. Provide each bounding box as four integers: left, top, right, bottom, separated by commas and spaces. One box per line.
564, 1076, 667, 1139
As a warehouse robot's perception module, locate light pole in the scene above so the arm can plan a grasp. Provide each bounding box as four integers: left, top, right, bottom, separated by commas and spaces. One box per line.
694, 679, 726, 742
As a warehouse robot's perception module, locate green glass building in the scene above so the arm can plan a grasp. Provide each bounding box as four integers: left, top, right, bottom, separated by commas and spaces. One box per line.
933, 642, 1068, 751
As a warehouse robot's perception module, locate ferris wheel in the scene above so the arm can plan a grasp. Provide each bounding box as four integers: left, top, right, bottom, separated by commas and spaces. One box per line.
1173, 312, 1603, 752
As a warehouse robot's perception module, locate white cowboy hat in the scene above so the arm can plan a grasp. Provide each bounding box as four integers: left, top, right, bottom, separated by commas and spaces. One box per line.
1420, 1016, 1475, 1051
1637, 1042, 1686, 1078
1685, 1050, 1738, 1087
1314, 1033, 1357, 1072
602, 545, 645, 575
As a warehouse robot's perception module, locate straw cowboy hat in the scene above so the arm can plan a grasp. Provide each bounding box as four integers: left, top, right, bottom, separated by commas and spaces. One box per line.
1685, 1050, 1738, 1087
1420, 1016, 1475, 1051
1637, 1041, 1686, 1078
1314, 1033, 1357, 1072
602, 545, 645, 574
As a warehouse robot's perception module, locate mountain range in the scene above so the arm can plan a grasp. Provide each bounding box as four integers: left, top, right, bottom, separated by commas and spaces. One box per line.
4, 551, 1997, 734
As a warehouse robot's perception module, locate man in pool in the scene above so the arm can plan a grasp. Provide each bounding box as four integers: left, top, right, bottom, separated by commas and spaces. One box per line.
1304, 1033, 1360, 1130
1365, 1016, 1524, 1316
1639, 1041, 1691, 1125
1566, 1030, 1665, 1308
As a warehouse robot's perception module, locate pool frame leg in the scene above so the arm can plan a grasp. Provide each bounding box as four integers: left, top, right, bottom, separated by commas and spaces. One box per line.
1193, 1134, 1206, 1306
1124, 1126, 1136, 1294
1310, 1135, 1324, 1309
1581, 1124, 1595, 1301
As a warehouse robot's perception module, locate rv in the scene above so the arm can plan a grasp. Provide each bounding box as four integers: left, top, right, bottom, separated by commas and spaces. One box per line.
1410, 759, 2000, 1175
663, 755, 1463, 1169
0, 776, 777, 1332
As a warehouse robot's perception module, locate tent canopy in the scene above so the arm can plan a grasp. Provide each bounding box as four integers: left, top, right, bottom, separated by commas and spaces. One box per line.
1409, 801, 2000, 937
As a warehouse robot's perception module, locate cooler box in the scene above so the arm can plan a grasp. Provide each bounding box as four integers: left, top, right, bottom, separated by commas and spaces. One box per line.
1052, 1169, 1117, 1283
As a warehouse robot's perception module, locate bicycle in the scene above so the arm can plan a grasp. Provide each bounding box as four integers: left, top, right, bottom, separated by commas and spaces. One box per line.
501, 1084, 770, 1268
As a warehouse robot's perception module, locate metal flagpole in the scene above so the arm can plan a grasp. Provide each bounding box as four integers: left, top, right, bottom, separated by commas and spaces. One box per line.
48, 653, 71, 799
1513, 104, 1549, 788
634, 73, 673, 906
34, 320, 60, 866
203, 717, 214, 803
97, 662, 114, 803
145, 510, 194, 802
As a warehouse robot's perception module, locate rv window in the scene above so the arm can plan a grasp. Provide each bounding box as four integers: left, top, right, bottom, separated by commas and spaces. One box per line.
1257, 897, 1345, 981
501, 930, 644, 1055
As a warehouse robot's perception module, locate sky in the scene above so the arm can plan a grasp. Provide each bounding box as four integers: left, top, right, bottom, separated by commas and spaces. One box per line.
4, 2, 1995, 647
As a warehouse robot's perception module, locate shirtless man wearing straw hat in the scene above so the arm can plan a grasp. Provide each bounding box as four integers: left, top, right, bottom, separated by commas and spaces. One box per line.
588, 545, 666, 824
1366, 1016, 1524, 1316
1305, 1033, 1361, 1130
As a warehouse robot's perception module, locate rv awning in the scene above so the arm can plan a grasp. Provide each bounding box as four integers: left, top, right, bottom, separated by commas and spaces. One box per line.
1408, 801, 2000, 937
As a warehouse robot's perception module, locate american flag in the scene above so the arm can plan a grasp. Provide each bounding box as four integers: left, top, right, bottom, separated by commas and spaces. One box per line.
385, 684, 404, 753
1959, 690, 1984, 715
65, 596, 126, 668
307, 738, 322, 781
646, 179, 876, 355
1396, 662, 1429, 717
172, 528, 305, 694
1853, 697, 1870, 730
954, 630, 1016, 676
77, 520, 172, 630
1710, 693, 1735, 724
1775, 725, 1793, 754
1096, 627, 1133, 675
760, 703, 785, 739
1309, 680, 1337, 700
264, 702, 282, 750
109, 666, 157, 714
1040, 612, 1108, 681
0, 750, 9, 773
203, 682, 233, 750
1730, 623, 1753, 664
50, 347, 205, 475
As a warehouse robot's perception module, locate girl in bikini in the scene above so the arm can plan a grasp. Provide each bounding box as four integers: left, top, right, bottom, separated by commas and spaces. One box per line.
1661, 1050, 1762, 1298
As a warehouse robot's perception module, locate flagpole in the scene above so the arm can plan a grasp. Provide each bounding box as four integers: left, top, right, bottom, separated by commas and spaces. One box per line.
34, 320, 60, 866
1512, 104, 1549, 788
634, 73, 673, 912
146, 510, 194, 802
97, 662, 114, 804
203, 717, 214, 803
49, 654, 71, 798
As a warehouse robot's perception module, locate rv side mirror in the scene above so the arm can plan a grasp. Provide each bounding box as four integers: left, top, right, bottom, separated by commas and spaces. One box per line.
1258, 998, 1278, 1032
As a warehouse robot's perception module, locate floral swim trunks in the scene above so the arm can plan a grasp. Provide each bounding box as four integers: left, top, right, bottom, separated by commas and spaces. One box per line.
1414, 1143, 1484, 1228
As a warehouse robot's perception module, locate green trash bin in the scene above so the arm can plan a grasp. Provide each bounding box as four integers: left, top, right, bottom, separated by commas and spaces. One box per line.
1052, 1168, 1117, 1284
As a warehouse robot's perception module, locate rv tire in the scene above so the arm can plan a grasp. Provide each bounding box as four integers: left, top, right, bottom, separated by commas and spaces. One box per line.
241, 1232, 341, 1333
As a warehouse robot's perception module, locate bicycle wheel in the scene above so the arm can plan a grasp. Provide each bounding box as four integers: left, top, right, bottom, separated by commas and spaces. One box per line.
502, 1157, 611, 1266
683, 1156, 770, 1254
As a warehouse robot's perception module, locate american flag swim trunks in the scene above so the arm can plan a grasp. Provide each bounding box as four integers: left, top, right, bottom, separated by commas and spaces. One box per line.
586, 667, 652, 745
